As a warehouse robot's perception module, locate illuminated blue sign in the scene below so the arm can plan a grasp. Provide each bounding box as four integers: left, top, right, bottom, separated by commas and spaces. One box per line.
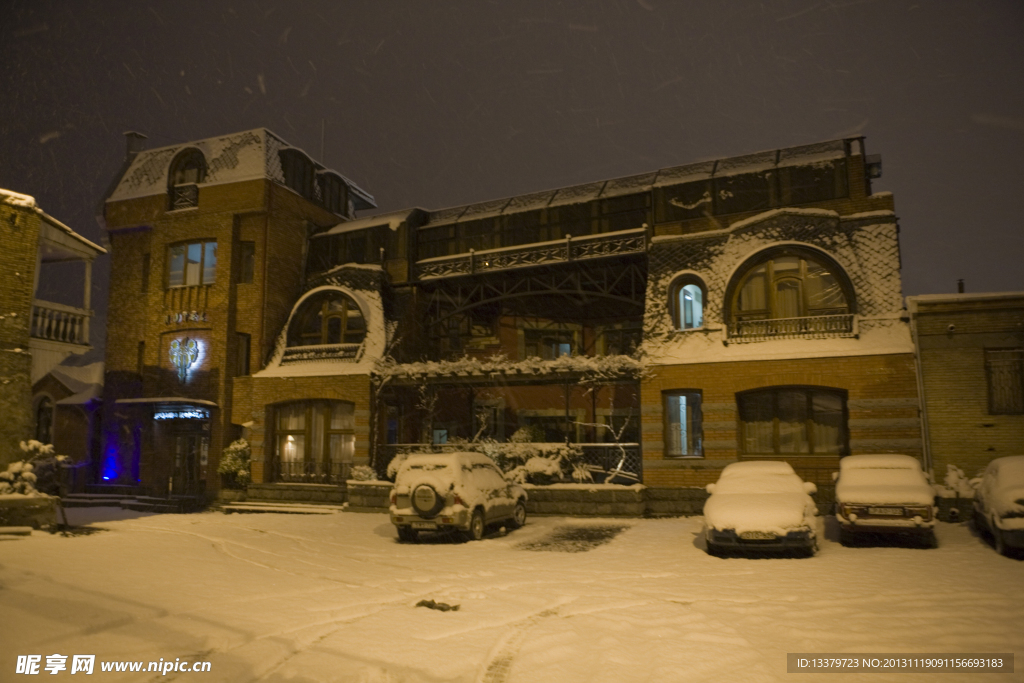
154, 408, 210, 420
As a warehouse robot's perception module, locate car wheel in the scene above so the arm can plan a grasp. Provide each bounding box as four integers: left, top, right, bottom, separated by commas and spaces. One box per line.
397, 526, 418, 543
972, 506, 988, 535
838, 527, 853, 547
464, 510, 485, 542
706, 541, 723, 558
993, 524, 1010, 557
411, 484, 445, 518
509, 500, 527, 529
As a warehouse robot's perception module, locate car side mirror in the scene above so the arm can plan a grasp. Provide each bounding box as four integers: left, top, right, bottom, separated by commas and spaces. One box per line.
705, 483, 717, 495
803, 482, 817, 495
831, 471, 839, 482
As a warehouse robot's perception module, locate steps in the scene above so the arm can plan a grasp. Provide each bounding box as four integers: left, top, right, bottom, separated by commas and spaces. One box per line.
221, 501, 346, 515
63, 494, 203, 514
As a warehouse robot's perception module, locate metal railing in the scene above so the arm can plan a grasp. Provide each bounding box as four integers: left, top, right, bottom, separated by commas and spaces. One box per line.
280, 343, 363, 364
31, 301, 90, 345
271, 460, 350, 485
170, 184, 199, 210
728, 313, 855, 342
415, 228, 647, 279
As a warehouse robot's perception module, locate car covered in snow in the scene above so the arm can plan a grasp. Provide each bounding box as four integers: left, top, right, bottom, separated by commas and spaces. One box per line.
833, 454, 937, 547
389, 451, 527, 542
972, 455, 1024, 557
703, 461, 819, 557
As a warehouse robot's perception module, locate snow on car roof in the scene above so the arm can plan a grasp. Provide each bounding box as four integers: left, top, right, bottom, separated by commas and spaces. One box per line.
839, 454, 922, 471
718, 461, 796, 478
987, 455, 1024, 479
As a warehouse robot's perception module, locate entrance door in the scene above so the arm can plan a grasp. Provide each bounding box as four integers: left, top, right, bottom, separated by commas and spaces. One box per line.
172, 433, 208, 496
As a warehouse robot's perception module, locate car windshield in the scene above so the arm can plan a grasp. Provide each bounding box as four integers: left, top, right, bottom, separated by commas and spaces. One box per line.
714, 473, 805, 495
840, 468, 925, 488
403, 462, 452, 474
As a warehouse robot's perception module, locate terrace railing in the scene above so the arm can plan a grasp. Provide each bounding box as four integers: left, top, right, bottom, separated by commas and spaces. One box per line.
271, 460, 350, 485
31, 301, 90, 345
415, 227, 647, 279
727, 313, 856, 343
280, 343, 363, 364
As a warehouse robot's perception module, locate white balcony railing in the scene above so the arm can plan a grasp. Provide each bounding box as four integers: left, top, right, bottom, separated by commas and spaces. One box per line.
415, 228, 647, 279
727, 313, 856, 343
31, 301, 91, 345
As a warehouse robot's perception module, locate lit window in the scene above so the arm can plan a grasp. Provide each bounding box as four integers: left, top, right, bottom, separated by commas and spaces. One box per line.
664, 391, 702, 457
275, 401, 355, 483
167, 241, 217, 287
738, 387, 847, 455
523, 327, 576, 360
731, 250, 850, 323
670, 277, 706, 330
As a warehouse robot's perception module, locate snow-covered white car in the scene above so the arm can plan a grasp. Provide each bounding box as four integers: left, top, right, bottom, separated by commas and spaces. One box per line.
703, 461, 819, 557
972, 455, 1024, 557
389, 452, 528, 542
833, 454, 937, 547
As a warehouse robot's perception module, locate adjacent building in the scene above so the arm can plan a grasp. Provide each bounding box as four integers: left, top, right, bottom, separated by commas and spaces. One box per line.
100, 129, 923, 501
0, 188, 105, 467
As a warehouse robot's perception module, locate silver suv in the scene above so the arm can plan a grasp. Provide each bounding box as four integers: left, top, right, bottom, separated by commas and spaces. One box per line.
389, 451, 528, 542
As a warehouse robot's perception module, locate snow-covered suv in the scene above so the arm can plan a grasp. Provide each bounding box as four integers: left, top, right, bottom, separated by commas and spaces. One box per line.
389, 452, 528, 542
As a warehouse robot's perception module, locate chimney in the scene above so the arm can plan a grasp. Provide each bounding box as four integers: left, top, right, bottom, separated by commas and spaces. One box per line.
124, 131, 148, 161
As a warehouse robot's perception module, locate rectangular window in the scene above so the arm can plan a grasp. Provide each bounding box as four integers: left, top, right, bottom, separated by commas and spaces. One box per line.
738, 387, 847, 455
167, 240, 216, 287
986, 349, 1024, 414
524, 328, 575, 360
664, 391, 702, 457
275, 401, 355, 483
141, 254, 150, 292
236, 333, 251, 376
238, 242, 255, 284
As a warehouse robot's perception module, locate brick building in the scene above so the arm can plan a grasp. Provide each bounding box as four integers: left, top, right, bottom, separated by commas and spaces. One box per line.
908, 292, 1024, 480
101, 130, 922, 502
0, 188, 104, 467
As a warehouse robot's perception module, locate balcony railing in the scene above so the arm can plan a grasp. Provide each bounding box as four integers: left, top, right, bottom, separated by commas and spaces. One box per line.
415, 227, 647, 279
280, 343, 363, 364
727, 313, 856, 343
271, 460, 350, 485
170, 184, 199, 210
31, 301, 90, 345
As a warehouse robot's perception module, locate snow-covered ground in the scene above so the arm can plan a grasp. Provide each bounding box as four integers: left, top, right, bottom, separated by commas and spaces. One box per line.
1, 508, 1020, 682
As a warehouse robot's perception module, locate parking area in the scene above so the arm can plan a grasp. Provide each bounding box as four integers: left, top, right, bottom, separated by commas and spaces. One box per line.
0, 508, 1021, 682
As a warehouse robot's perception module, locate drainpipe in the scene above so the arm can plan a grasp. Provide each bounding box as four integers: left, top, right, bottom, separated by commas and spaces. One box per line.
907, 297, 933, 476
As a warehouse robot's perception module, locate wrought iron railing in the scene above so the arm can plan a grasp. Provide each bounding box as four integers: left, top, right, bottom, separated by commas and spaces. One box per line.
415, 228, 647, 279
31, 301, 90, 345
727, 313, 856, 342
280, 343, 363, 364
170, 184, 199, 210
271, 460, 350, 485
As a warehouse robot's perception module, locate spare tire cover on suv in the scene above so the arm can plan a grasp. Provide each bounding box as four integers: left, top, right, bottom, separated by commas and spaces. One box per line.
411, 484, 446, 518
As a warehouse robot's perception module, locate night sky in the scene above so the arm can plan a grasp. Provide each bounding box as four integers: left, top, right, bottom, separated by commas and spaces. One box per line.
1, 0, 1021, 355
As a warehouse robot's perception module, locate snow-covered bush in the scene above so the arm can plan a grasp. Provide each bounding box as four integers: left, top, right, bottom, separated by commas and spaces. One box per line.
572, 462, 594, 484
940, 464, 979, 497
5, 440, 69, 496
351, 465, 377, 481
0, 460, 42, 496
217, 439, 251, 488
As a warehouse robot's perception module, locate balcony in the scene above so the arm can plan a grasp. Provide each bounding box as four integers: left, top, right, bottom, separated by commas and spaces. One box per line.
415, 227, 647, 280
170, 183, 199, 210
30, 301, 91, 345
727, 313, 856, 343
280, 343, 363, 364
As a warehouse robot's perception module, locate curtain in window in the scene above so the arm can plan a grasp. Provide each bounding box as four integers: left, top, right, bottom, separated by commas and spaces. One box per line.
739, 391, 774, 453
776, 390, 810, 453
738, 267, 766, 312
811, 392, 844, 454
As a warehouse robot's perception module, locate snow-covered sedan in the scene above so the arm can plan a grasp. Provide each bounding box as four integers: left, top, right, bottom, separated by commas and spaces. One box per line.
834, 454, 937, 547
389, 452, 527, 542
972, 455, 1024, 557
703, 461, 819, 557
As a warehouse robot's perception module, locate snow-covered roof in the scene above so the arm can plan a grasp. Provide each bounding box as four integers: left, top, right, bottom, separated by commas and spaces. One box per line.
906, 291, 1024, 311
316, 209, 421, 237
1, 188, 106, 256
106, 128, 375, 210
420, 137, 860, 228
115, 397, 218, 407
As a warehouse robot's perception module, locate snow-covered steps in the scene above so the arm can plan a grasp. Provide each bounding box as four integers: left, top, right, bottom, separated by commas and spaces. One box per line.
62, 494, 130, 508
221, 501, 346, 515
0, 526, 33, 536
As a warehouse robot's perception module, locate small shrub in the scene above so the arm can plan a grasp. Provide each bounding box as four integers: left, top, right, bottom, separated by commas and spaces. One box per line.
217, 439, 251, 488
351, 465, 377, 481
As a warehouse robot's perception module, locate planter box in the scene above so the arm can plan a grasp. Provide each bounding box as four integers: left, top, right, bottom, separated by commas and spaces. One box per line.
0, 495, 58, 529
346, 481, 392, 512
523, 484, 646, 517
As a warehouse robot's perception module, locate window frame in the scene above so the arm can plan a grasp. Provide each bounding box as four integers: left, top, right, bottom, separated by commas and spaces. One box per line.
985, 348, 1024, 415
167, 240, 217, 288
167, 148, 206, 210
726, 246, 855, 325
668, 274, 707, 331
273, 400, 356, 476
737, 386, 849, 456
287, 290, 367, 348
663, 390, 703, 458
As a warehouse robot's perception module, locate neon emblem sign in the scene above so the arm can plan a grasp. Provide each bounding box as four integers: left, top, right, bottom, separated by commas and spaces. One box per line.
154, 408, 210, 420
169, 337, 200, 381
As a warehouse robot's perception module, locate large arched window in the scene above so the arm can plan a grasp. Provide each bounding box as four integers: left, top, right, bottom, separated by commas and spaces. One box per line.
274, 400, 355, 483
287, 290, 366, 347
727, 248, 854, 339
168, 149, 206, 209
669, 275, 706, 330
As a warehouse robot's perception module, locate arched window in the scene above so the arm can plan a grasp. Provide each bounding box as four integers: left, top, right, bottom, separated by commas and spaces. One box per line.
287, 290, 366, 347
731, 249, 851, 322
168, 149, 206, 209
669, 276, 706, 330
